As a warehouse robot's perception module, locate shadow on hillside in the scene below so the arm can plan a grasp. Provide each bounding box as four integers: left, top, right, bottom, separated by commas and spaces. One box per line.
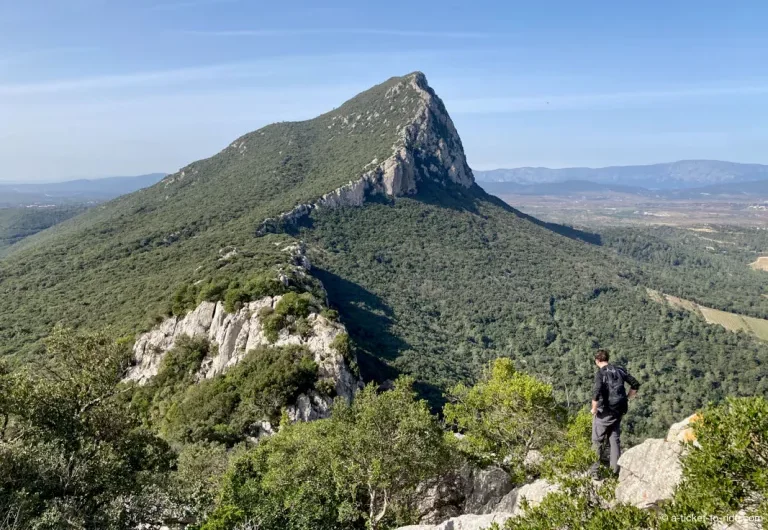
412, 179, 482, 215
311, 268, 408, 383
478, 186, 603, 245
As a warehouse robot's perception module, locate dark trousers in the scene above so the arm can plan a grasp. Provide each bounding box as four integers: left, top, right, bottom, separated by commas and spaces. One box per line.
591, 412, 622, 474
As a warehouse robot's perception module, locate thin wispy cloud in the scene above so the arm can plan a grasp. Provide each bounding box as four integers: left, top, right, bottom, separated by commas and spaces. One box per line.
0, 47, 95, 69
0, 49, 446, 96
0, 62, 269, 96
180, 28, 490, 39
451, 84, 768, 113
148, 0, 240, 11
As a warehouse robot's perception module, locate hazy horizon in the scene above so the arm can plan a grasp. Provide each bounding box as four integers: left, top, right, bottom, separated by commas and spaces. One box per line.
3, 1, 768, 181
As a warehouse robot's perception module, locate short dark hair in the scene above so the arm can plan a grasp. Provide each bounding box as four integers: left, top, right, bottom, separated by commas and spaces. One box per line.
595, 349, 610, 363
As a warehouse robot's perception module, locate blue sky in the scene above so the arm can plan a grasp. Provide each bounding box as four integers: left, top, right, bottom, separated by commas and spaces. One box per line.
2, 0, 768, 181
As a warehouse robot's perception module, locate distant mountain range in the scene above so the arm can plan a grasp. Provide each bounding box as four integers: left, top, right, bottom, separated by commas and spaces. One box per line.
0, 173, 166, 206
474, 160, 768, 190
478, 178, 768, 200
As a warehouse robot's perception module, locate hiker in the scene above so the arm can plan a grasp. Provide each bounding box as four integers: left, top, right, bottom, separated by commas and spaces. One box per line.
590, 348, 640, 477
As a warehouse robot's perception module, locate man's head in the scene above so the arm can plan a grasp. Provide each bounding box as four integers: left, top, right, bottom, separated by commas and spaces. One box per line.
594, 349, 610, 366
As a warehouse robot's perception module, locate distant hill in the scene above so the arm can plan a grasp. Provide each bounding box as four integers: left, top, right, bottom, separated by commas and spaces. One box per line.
0, 173, 166, 206
0, 206, 87, 256
475, 161, 768, 190
478, 179, 652, 197
479, 178, 768, 200
664, 179, 768, 199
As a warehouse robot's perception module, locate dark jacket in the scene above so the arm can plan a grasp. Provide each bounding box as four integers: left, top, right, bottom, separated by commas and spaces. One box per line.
592, 363, 640, 415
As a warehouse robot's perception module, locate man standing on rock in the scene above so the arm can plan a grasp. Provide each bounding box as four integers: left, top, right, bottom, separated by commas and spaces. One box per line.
590, 349, 640, 477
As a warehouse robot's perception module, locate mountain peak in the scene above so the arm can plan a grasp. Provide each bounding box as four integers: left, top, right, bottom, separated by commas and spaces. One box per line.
249, 72, 474, 232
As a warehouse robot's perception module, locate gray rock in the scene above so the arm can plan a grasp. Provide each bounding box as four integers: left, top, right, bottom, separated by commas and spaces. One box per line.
124, 249, 362, 429
493, 489, 518, 513
463, 466, 514, 514
416, 472, 465, 524
615, 438, 683, 508
512, 479, 559, 515
396, 512, 514, 530
614, 415, 698, 508
256, 73, 473, 236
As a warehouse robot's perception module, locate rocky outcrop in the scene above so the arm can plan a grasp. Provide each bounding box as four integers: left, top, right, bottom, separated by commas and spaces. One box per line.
257, 72, 474, 235
614, 414, 699, 508
126, 299, 360, 402
414, 464, 556, 527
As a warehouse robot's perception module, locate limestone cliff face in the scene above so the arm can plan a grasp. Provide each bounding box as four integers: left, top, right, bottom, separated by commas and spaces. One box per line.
257, 72, 474, 235
126, 296, 361, 422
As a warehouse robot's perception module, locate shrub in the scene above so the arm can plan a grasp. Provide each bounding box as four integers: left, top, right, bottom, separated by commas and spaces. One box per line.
320, 308, 340, 321
499, 476, 653, 530
261, 292, 317, 343
148, 344, 318, 445
202, 378, 452, 530
667, 396, 768, 522
224, 286, 250, 313
443, 358, 567, 480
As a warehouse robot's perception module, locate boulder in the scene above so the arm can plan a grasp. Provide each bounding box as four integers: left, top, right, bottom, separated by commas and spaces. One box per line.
463, 466, 515, 514
416, 472, 464, 524
615, 414, 697, 508
512, 479, 559, 515
416, 464, 514, 523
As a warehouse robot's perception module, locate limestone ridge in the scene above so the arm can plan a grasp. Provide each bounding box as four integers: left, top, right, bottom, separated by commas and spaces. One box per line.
125, 245, 362, 425
257, 72, 474, 235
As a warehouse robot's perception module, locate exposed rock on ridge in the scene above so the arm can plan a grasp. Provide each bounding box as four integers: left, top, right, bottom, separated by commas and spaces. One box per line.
257, 72, 474, 235
125, 244, 362, 423
126, 297, 361, 422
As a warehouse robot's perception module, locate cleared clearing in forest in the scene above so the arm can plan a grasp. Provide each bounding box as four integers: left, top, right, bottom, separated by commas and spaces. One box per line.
648, 289, 768, 341
750, 257, 768, 271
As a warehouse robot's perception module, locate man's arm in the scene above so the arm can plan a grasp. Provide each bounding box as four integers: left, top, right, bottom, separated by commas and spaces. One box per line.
591, 370, 603, 415
623, 369, 641, 399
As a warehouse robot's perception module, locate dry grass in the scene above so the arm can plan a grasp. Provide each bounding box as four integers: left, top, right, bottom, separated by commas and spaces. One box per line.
750, 256, 768, 271
648, 289, 768, 341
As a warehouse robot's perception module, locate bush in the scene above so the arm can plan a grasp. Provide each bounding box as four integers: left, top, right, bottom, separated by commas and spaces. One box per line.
498, 476, 653, 530
0, 327, 174, 529
261, 292, 317, 343
443, 358, 567, 480
202, 378, 452, 530
146, 344, 318, 445
667, 396, 768, 523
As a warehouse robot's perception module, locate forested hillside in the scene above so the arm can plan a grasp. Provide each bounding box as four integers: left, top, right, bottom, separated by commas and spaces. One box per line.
599, 225, 768, 318
301, 182, 768, 439
0, 206, 86, 255
1, 73, 767, 445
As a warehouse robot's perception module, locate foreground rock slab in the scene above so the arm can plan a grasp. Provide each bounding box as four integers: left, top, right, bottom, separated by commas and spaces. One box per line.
614, 414, 698, 508
397, 512, 514, 530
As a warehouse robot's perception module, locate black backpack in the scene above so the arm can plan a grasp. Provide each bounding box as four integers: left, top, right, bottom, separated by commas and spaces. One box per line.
602, 365, 628, 415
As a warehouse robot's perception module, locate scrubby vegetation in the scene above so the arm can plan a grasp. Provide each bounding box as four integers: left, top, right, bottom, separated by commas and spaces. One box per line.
201, 378, 451, 530
0, 328, 174, 528
444, 358, 568, 480
2, 339, 765, 529
258, 292, 319, 342
130, 339, 320, 445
